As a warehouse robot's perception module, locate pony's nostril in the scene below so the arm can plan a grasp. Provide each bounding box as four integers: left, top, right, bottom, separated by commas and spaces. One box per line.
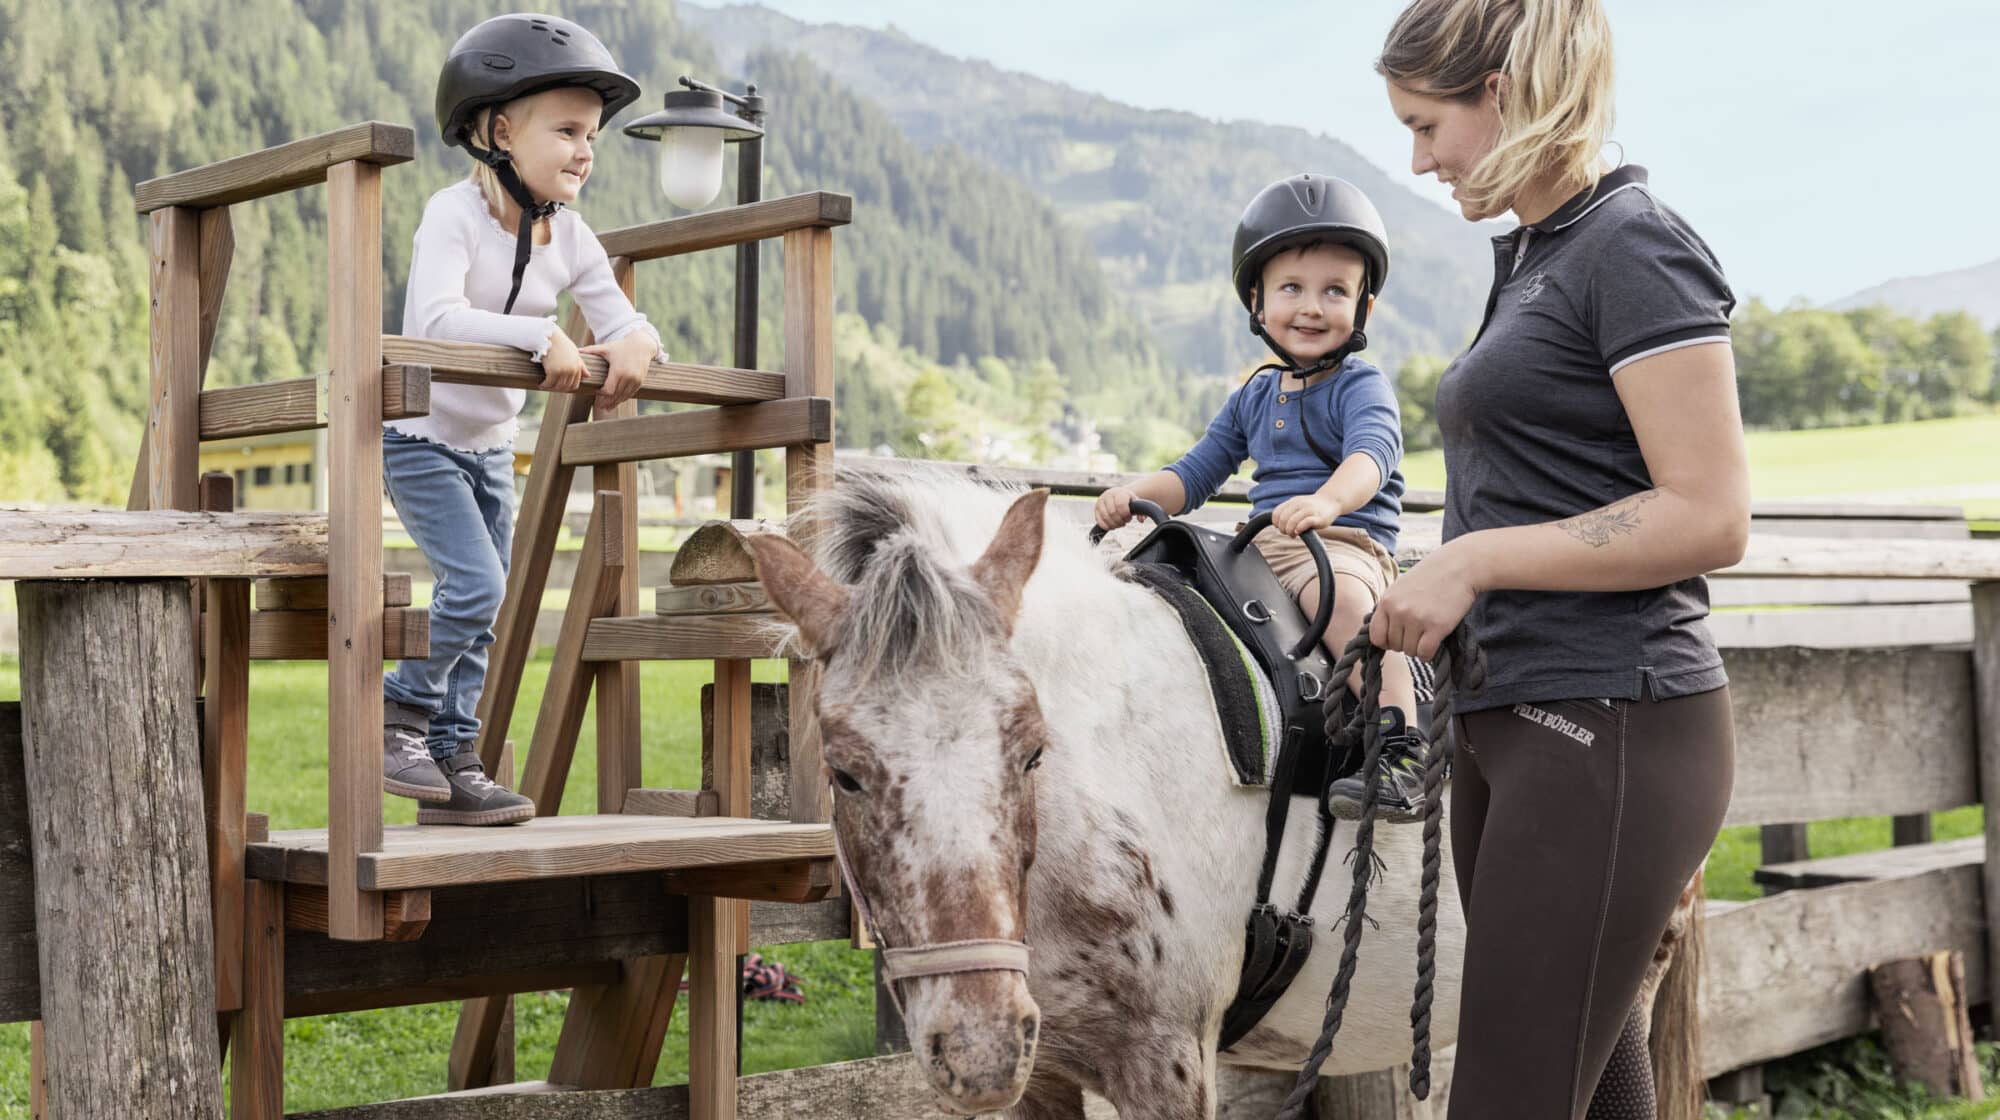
1021, 1015, 1039, 1043
928, 1032, 947, 1061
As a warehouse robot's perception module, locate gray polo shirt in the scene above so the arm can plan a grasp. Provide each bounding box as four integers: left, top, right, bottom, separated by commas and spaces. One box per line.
1435, 166, 1735, 712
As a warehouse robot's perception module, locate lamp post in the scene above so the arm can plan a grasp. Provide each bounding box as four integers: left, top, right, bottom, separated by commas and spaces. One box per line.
625, 77, 767, 519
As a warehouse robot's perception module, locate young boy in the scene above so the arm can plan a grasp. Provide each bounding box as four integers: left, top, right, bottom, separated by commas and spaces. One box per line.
1094, 173, 1427, 821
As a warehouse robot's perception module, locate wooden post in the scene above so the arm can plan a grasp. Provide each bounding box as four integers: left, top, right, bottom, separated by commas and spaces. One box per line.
1893, 815, 1934, 846
447, 740, 518, 1092
1314, 1068, 1436, 1119
28, 1020, 45, 1119
1868, 950, 1983, 1101
1972, 581, 2000, 1021
783, 225, 835, 829
230, 879, 285, 1120
689, 893, 740, 1120
594, 257, 643, 814
200, 472, 249, 1014
325, 158, 385, 942
131, 208, 232, 512
146, 206, 203, 514
18, 579, 223, 1119
1759, 824, 1809, 895
714, 656, 754, 954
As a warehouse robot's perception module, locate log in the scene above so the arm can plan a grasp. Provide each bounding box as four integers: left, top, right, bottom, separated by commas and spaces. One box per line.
1867, 950, 1983, 1101
17, 579, 223, 1118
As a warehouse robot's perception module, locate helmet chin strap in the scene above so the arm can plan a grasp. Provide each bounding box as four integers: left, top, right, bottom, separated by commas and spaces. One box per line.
471, 117, 563, 315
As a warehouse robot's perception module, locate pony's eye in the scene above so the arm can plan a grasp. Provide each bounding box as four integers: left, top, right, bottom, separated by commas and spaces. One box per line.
1024, 749, 1043, 773
832, 767, 864, 794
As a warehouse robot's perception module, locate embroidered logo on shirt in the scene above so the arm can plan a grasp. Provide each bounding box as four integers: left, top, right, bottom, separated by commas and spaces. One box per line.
1511, 703, 1595, 747
1519, 273, 1549, 304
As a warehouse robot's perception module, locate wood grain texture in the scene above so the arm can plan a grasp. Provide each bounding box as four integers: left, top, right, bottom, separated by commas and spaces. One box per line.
254, 573, 412, 612
656, 583, 771, 615
197, 365, 428, 439
231, 878, 284, 1120
559, 397, 831, 467
247, 607, 427, 661
0, 510, 328, 579
382, 336, 785, 406
667, 521, 786, 587
134, 121, 413, 212
581, 614, 783, 662
201, 475, 249, 1015
594, 191, 852, 262
18, 580, 223, 1119
147, 206, 203, 513
1973, 582, 2000, 1034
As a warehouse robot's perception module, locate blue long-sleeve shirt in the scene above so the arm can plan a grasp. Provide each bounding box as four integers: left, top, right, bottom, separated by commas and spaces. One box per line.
1164, 357, 1406, 555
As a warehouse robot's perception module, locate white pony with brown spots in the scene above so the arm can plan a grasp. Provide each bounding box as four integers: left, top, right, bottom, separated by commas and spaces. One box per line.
747, 467, 1705, 1119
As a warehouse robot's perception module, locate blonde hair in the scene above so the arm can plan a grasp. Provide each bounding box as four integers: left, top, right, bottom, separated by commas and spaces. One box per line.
1377, 0, 1615, 219
465, 97, 552, 226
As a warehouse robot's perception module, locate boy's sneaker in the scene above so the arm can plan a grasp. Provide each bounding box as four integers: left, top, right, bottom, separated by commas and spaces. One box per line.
417, 745, 536, 827
1326, 708, 1432, 823
383, 701, 452, 803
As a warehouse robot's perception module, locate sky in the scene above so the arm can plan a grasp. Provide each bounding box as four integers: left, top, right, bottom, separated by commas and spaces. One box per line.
717, 0, 1999, 308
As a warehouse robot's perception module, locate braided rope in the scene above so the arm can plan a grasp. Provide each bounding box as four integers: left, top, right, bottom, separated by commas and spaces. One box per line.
1273, 616, 1484, 1117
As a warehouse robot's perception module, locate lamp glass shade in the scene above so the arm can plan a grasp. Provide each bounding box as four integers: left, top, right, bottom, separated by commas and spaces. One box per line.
658, 126, 725, 209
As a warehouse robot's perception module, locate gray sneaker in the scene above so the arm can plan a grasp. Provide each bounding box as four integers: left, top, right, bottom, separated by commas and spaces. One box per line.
1326, 709, 1432, 823
383, 701, 452, 803
416, 746, 536, 827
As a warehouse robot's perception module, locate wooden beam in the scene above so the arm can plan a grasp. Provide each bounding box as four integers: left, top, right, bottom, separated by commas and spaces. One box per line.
0, 510, 328, 579
688, 894, 739, 1120
519, 491, 626, 815
200, 474, 249, 1015
248, 607, 427, 661
198, 365, 430, 440
581, 614, 782, 662
593, 256, 644, 818
595, 191, 852, 262
255, 573, 412, 612
785, 225, 837, 831
284, 886, 433, 942
147, 205, 203, 512
667, 522, 786, 587
1755, 837, 1980, 892
292, 964, 623, 1021
1973, 581, 2000, 1030
622, 788, 723, 817
382, 336, 787, 407
713, 658, 754, 952
325, 157, 386, 943
129, 209, 236, 510
661, 859, 836, 905
134, 121, 414, 212
560, 397, 831, 467
549, 954, 690, 1090
231, 879, 284, 1120
1758, 824, 1809, 894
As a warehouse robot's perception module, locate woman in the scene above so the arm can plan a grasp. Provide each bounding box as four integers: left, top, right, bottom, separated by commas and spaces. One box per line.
1368, 1, 1746, 1116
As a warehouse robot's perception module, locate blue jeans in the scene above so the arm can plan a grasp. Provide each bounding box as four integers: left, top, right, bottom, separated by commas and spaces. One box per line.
381, 429, 516, 758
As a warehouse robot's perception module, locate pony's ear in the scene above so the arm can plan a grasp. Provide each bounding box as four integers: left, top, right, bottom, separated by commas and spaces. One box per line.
971, 489, 1050, 635
746, 534, 851, 655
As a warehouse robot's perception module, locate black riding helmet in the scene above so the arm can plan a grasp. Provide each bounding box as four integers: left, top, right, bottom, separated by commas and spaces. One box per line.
1231, 174, 1391, 372
435, 14, 642, 313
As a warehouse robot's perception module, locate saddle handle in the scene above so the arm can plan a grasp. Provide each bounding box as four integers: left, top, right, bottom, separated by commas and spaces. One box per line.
1087, 497, 1172, 545
1231, 512, 1335, 661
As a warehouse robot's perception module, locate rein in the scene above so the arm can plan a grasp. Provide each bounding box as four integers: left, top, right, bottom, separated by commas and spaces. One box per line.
1276, 613, 1483, 1115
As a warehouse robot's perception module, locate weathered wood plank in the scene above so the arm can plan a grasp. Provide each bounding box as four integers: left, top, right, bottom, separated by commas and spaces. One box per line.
662, 859, 835, 905
0, 510, 328, 579
668, 521, 786, 588
1973, 582, 2000, 1026
548, 953, 689, 1091
255, 574, 412, 612
148, 205, 203, 513
1706, 602, 1971, 649
595, 191, 852, 262
283, 886, 434, 942
129, 208, 234, 511
201, 474, 249, 1015
1708, 576, 1969, 608
247, 815, 835, 890
750, 898, 849, 947
382, 336, 785, 407
18, 580, 223, 1118
134, 121, 414, 212
1754, 837, 1981, 891
519, 492, 624, 815
1394, 524, 2000, 581
248, 607, 427, 660
233, 878, 285, 1120
325, 157, 385, 942
657, 583, 771, 615
582, 614, 781, 662
590, 284, 645, 818
1701, 864, 1986, 1077
701, 682, 792, 822
1723, 646, 1978, 826
623, 788, 722, 818
198, 365, 430, 440
559, 397, 832, 467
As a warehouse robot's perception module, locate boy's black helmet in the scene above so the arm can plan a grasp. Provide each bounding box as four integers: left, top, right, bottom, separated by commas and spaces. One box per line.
435, 14, 641, 148
1230, 174, 1391, 311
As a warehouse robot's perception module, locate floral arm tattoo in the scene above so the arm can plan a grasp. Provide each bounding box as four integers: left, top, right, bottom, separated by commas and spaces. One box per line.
1557, 488, 1661, 548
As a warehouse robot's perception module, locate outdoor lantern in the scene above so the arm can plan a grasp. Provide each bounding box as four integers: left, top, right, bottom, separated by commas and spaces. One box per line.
623, 84, 764, 210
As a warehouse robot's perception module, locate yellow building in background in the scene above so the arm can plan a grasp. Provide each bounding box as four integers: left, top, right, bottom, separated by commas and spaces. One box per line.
197, 431, 322, 511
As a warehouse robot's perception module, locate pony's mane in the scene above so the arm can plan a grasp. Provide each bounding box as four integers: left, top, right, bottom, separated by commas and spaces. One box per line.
784, 463, 1111, 686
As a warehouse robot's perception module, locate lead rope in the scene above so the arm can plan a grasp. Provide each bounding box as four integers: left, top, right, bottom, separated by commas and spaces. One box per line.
1274, 613, 1484, 1116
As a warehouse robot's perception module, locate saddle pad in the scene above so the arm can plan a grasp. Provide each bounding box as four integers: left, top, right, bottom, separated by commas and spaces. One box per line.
1123, 563, 1283, 787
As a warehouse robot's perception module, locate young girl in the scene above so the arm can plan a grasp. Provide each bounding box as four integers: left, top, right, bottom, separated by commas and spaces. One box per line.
1095, 173, 1430, 822
381, 14, 663, 826
1371, 0, 1747, 1114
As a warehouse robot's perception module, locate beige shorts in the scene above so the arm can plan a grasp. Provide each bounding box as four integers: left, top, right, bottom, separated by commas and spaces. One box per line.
1249, 524, 1398, 604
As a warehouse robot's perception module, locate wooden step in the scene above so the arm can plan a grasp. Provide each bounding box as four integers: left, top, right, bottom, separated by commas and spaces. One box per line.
1753, 837, 1981, 892
582, 613, 782, 661
245, 814, 832, 891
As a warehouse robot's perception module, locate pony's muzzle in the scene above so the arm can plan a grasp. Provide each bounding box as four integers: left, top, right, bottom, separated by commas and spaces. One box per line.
913, 976, 1041, 1114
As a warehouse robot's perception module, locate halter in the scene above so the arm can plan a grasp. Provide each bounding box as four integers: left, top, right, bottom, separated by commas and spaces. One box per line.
829, 795, 1032, 1015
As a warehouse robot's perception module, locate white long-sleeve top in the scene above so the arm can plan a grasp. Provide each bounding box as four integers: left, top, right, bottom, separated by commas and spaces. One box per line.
391, 178, 663, 452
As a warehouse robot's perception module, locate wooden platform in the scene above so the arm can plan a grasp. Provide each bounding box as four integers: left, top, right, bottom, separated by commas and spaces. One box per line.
1753, 836, 1982, 891
246, 815, 832, 891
